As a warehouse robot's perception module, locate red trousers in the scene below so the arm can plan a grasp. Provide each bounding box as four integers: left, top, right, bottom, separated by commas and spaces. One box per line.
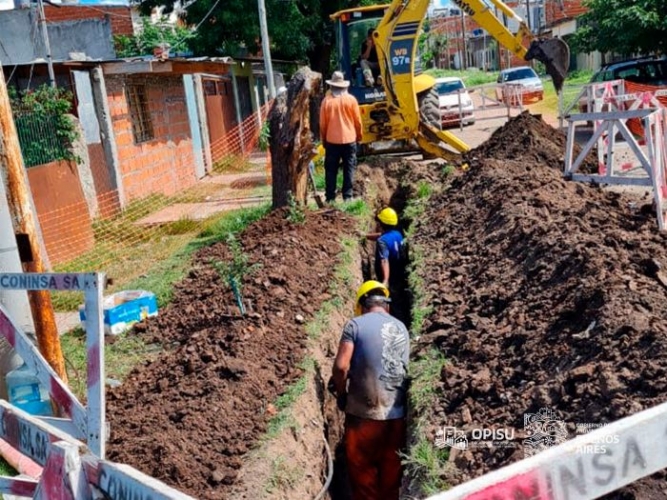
344, 415, 407, 500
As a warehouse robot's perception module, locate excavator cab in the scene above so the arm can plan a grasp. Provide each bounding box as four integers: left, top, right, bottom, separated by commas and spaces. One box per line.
330, 1, 571, 161
331, 6, 386, 106
331, 6, 458, 157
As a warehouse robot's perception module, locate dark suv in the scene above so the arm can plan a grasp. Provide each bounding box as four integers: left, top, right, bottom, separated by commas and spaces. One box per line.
578, 57, 667, 113
591, 57, 667, 86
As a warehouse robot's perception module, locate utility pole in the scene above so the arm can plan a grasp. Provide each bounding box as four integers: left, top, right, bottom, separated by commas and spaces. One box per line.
37, 0, 56, 88
0, 61, 67, 382
460, 9, 467, 70
525, 0, 532, 31
257, 0, 276, 99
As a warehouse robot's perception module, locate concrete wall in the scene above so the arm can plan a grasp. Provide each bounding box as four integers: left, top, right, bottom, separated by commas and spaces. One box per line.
0, 9, 115, 65
105, 74, 197, 201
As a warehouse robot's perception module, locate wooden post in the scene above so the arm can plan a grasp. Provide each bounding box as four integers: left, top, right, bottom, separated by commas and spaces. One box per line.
268, 67, 322, 209
0, 62, 68, 383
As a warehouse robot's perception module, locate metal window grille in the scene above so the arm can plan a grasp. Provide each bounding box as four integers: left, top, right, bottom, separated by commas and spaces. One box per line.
126, 84, 154, 144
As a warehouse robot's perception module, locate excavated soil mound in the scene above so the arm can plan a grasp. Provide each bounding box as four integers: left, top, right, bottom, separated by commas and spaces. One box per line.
467, 110, 598, 172
415, 113, 667, 497
106, 208, 354, 499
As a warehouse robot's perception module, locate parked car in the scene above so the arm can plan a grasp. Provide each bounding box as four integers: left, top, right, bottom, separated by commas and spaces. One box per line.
434, 77, 475, 127
496, 66, 544, 104
578, 57, 667, 113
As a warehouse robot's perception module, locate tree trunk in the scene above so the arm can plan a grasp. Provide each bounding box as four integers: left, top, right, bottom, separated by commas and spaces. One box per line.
308, 43, 332, 79
269, 67, 322, 209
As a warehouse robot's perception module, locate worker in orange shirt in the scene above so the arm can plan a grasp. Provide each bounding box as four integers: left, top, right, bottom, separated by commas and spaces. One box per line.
319, 71, 363, 203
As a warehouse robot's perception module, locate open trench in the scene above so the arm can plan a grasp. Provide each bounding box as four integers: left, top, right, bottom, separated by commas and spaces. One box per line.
228, 163, 419, 500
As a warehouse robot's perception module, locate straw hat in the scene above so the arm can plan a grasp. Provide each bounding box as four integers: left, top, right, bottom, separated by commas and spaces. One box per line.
326, 71, 350, 88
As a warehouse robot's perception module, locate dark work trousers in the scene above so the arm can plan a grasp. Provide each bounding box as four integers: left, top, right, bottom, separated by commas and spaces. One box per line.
324, 142, 357, 202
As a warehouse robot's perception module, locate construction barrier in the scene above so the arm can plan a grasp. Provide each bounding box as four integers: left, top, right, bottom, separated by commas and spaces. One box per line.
0, 273, 195, 498
564, 80, 667, 230
427, 400, 667, 500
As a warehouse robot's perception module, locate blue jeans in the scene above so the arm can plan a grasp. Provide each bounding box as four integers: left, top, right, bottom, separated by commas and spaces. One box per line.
324, 143, 357, 202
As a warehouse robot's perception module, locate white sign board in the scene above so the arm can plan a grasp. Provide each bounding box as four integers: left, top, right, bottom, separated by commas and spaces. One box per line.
427, 401, 667, 500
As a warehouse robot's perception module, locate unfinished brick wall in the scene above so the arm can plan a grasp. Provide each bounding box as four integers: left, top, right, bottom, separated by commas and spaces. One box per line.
44, 5, 133, 36
106, 74, 197, 202
544, 0, 587, 27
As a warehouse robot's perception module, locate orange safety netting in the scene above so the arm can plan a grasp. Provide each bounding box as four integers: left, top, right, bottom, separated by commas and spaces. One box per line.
31, 101, 275, 335
623, 81, 667, 138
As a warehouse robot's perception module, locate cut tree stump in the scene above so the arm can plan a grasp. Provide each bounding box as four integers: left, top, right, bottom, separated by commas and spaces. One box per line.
269, 67, 322, 209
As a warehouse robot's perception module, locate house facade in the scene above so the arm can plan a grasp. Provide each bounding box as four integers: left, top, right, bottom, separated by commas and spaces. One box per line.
428, 0, 596, 72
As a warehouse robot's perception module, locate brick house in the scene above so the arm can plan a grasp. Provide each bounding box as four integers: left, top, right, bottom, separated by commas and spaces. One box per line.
64, 58, 235, 207
429, 0, 592, 71
5, 57, 237, 265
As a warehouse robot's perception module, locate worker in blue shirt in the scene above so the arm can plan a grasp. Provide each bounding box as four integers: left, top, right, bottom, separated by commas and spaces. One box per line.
366, 208, 406, 291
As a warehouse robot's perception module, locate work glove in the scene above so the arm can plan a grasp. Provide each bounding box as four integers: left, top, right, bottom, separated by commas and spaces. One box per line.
327, 377, 337, 396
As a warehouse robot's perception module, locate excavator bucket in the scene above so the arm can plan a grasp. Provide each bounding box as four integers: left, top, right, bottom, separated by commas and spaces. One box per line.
525, 38, 570, 93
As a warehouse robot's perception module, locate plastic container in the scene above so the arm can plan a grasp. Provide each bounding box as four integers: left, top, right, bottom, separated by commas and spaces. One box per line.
6, 363, 53, 417
79, 290, 158, 335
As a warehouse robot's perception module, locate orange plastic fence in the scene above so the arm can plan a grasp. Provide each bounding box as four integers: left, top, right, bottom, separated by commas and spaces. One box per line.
623, 81, 667, 138
29, 101, 274, 335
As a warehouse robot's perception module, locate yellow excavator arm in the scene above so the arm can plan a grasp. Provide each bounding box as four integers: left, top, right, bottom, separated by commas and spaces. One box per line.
368, 0, 569, 159
450, 0, 570, 90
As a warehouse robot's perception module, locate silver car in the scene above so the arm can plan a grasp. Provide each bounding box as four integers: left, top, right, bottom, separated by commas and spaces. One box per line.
497, 66, 544, 104
434, 77, 475, 127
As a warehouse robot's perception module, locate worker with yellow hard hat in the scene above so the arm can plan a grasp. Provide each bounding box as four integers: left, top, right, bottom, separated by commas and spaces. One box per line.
366, 207, 407, 291
330, 280, 410, 500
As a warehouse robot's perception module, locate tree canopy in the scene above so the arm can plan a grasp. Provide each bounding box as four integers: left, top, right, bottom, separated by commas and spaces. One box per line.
114, 17, 195, 57
136, 0, 391, 74
570, 0, 667, 57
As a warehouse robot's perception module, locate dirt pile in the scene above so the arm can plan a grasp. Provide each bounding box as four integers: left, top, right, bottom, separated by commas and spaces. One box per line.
467, 110, 598, 172
106, 208, 354, 499
415, 113, 667, 496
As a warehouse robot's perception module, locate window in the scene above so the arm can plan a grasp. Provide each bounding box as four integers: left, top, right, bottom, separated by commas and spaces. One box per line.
126, 84, 154, 144
501, 67, 538, 82
435, 80, 464, 95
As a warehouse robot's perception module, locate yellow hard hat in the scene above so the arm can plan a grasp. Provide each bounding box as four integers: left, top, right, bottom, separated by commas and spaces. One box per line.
377, 207, 398, 226
355, 280, 389, 316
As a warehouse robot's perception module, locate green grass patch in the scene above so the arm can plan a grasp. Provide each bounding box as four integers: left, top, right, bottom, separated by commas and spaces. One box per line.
51, 204, 271, 312
426, 68, 499, 87
197, 203, 271, 246
410, 348, 446, 415
57, 204, 271, 402
0, 456, 17, 477
162, 216, 200, 236
212, 154, 255, 173
264, 455, 304, 495
403, 436, 450, 496
264, 358, 314, 440
305, 236, 356, 340
60, 327, 153, 400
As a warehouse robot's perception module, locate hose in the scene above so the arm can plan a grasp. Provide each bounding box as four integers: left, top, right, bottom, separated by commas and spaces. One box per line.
313, 429, 334, 500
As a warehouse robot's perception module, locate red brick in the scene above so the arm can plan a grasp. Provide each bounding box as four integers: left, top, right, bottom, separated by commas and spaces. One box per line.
44, 5, 133, 36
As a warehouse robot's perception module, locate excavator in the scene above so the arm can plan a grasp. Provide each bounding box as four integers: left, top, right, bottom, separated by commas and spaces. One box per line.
330, 0, 570, 160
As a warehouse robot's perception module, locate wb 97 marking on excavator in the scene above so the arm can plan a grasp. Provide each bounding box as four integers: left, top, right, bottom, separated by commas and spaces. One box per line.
330, 0, 570, 161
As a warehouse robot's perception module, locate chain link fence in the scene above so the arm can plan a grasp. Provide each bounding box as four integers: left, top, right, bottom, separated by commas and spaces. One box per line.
14, 98, 273, 333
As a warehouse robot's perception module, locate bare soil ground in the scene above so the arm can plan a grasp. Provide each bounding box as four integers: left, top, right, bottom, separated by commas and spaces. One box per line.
105, 110, 667, 500
106, 208, 355, 499
413, 112, 667, 498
